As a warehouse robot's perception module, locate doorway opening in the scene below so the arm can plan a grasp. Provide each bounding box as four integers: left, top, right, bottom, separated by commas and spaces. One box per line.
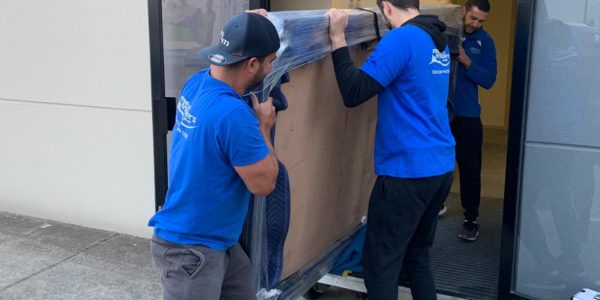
429, 1, 516, 299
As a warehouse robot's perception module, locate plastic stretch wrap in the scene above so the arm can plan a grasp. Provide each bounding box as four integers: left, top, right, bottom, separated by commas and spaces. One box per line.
259, 8, 388, 99
246, 5, 462, 299
260, 4, 462, 100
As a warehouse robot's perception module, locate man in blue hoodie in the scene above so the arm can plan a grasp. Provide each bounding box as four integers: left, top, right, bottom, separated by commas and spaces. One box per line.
451, 0, 497, 241
326, 1, 455, 298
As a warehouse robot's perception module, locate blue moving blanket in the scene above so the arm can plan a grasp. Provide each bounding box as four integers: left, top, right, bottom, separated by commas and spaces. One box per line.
240, 75, 291, 289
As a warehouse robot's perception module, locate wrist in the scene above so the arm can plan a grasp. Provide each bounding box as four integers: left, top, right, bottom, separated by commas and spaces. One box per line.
331, 35, 347, 51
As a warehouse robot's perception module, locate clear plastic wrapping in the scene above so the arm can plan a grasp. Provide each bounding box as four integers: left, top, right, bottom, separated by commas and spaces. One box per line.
247, 5, 462, 299
162, 3, 462, 100
260, 4, 462, 100
261, 8, 389, 97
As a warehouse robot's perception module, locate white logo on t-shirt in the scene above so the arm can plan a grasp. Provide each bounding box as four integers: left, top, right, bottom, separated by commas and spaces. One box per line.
175, 96, 197, 139
429, 49, 450, 67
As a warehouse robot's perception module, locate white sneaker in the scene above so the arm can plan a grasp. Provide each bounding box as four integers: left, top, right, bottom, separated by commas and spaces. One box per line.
438, 204, 448, 217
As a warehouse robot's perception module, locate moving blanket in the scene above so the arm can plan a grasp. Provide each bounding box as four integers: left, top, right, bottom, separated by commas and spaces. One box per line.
261, 4, 462, 100
240, 76, 291, 290
240, 160, 291, 290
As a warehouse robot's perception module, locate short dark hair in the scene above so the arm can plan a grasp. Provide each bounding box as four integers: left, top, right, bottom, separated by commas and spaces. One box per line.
376, 0, 420, 11
465, 0, 491, 12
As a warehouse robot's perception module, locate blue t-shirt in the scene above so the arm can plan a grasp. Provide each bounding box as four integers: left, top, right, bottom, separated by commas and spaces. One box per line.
148, 69, 270, 251
360, 25, 455, 178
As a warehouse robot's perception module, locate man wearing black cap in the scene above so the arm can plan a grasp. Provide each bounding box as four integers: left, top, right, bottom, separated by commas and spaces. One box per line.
148, 11, 280, 300
326, 1, 455, 299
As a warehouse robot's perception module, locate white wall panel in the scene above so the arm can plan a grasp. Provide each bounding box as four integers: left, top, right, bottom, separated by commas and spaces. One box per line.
0, 0, 151, 111
0, 100, 155, 237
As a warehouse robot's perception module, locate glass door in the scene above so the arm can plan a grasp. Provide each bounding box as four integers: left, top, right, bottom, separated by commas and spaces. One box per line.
149, 0, 260, 209
508, 0, 600, 299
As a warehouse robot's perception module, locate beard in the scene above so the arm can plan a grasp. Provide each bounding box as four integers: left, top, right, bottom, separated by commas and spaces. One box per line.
249, 65, 267, 90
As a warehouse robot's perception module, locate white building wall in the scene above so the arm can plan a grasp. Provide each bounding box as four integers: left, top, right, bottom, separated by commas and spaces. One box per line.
0, 1, 155, 237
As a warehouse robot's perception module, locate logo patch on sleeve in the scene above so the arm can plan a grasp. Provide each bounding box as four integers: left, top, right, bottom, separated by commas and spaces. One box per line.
430, 49, 450, 67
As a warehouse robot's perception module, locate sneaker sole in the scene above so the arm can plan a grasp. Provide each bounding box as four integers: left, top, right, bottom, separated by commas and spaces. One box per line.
458, 231, 479, 241
438, 206, 448, 217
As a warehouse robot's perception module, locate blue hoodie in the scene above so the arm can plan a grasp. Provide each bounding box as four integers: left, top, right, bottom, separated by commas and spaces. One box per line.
453, 27, 497, 118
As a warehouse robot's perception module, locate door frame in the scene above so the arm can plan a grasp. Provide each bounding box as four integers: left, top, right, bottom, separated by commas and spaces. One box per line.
498, 0, 537, 299
147, 0, 264, 211
148, 0, 168, 210
148, 0, 542, 298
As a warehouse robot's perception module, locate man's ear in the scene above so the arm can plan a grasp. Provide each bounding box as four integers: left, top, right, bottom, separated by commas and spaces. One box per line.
382, 1, 392, 17
460, 6, 466, 18
246, 57, 260, 74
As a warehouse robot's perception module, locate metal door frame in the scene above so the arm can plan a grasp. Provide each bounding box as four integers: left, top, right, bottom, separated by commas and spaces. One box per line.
149, 0, 543, 298
499, 0, 538, 299
147, 0, 264, 210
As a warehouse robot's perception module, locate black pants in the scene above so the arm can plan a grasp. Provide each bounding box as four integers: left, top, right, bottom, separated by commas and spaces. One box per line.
363, 172, 453, 300
451, 116, 483, 221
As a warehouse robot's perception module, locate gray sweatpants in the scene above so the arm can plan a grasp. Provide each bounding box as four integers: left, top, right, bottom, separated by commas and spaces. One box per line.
151, 235, 256, 300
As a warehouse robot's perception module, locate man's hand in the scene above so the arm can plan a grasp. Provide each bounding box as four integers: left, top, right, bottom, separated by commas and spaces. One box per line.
237, 92, 278, 196
245, 9, 268, 17
457, 45, 472, 69
250, 93, 276, 132
326, 8, 348, 51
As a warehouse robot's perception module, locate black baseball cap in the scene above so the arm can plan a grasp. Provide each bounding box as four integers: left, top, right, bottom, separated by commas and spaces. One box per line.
200, 13, 280, 66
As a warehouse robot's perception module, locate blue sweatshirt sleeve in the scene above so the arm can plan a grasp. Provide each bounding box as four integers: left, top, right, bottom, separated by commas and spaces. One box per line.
464, 36, 497, 89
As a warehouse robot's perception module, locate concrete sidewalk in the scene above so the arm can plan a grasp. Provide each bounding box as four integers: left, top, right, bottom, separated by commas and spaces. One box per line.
0, 211, 461, 300
0, 211, 161, 299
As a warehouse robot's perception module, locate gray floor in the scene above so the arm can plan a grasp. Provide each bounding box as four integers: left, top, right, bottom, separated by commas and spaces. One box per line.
433, 130, 506, 299
0, 212, 161, 299
431, 194, 502, 300
0, 211, 462, 300
0, 133, 507, 300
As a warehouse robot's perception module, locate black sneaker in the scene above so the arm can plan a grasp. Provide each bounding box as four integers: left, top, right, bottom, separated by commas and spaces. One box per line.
458, 220, 480, 241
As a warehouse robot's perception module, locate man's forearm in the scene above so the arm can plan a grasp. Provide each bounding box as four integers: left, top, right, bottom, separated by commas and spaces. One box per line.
331, 35, 347, 52
260, 127, 277, 156
331, 47, 383, 107
260, 127, 279, 187
464, 61, 497, 89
